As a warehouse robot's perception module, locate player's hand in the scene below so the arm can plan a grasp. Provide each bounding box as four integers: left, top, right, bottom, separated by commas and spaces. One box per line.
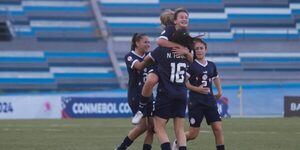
171, 45, 189, 56
214, 92, 222, 100
196, 85, 210, 94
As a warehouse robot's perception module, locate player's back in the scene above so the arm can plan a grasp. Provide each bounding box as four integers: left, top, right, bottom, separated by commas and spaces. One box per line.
150, 46, 189, 99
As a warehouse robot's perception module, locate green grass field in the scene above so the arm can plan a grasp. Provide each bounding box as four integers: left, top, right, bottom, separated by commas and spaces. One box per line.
0, 118, 299, 150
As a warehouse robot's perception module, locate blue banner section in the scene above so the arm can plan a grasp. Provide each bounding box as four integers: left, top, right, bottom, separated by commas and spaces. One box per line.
62, 97, 131, 118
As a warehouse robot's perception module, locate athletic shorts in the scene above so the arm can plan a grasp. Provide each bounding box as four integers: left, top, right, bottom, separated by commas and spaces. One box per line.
154, 92, 187, 120
188, 100, 221, 128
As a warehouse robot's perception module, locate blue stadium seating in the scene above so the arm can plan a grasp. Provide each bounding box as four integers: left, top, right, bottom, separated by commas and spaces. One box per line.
0, 50, 119, 92
0, 0, 119, 92
1, 0, 300, 92
1, 0, 99, 42
99, 0, 300, 41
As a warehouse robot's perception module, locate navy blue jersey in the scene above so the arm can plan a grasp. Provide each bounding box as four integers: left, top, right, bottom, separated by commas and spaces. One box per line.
159, 25, 176, 42
150, 46, 189, 99
159, 25, 196, 59
125, 51, 153, 98
187, 60, 219, 106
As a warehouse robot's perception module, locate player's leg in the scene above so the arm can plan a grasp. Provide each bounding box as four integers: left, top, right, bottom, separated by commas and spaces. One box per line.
143, 117, 154, 150
173, 117, 187, 150
142, 73, 158, 97
132, 73, 158, 124
140, 73, 158, 110
116, 95, 148, 150
205, 105, 225, 150
211, 121, 225, 150
185, 127, 200, 141
142, 100, 155, 150
172, 101, 204, 150
154, 116, 171, 150
116, 118, 148, 150
172, 98, 188, 150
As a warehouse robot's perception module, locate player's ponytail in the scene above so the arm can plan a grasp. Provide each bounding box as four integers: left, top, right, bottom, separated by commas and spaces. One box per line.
131, 33, 138, 51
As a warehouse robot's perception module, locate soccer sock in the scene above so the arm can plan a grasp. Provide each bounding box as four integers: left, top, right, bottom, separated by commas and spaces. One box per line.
216, 145, 225, 150
138, 96, 150, 112
161, 142, 171, 150
178, 146, 187, 150
140, 95, 150, 104
143, 144, 152, 150
118, 136, 133, 150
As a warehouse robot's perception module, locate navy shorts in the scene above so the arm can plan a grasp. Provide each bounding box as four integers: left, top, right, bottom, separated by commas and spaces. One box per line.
154, 92, 187, 120
128, 95, 154, 117
188, 100, 221, 128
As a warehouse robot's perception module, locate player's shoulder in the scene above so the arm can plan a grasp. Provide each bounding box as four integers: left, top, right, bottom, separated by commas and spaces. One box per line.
207, 60, 217, 68
206, 60, 214, 64
124, 51, 136, 62
161, 25, 176, 34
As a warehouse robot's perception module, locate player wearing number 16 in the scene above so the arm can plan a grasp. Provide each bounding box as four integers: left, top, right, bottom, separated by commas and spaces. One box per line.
137, 28, 194, 150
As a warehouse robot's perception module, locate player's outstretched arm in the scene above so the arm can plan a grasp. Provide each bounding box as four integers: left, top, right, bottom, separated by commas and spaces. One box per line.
133, 55, 153, 71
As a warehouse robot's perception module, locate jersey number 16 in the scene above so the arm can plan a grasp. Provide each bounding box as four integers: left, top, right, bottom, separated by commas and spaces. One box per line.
170, 62, 186, 83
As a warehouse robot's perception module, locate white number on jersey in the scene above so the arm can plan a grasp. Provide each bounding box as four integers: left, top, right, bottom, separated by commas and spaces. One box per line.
170, 62, 186, 83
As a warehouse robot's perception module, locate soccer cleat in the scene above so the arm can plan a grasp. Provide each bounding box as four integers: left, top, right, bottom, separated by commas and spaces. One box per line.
171, 139, 178, 150
131, 111, 144, 125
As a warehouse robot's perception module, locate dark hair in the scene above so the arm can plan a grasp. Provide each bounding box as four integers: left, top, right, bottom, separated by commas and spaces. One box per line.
172, 28, 194, 50
174, 7, 189, 20
131, 33, 147, 50
193, 37, 207, 49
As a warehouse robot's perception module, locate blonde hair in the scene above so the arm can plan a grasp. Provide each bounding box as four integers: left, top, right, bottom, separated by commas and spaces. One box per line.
160, 9, 175, 28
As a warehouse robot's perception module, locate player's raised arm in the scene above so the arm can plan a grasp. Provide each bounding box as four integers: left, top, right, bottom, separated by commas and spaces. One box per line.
133, 55, 153, 71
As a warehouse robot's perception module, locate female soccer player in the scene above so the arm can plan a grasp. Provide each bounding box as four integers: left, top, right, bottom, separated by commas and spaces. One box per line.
172, 38, 225, 150
115, 33, 154, 150
132, 8, 194, 125
132, 28, 195, 150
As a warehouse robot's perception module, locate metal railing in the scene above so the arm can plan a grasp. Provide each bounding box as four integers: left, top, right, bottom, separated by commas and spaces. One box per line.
89, 0, 126, 89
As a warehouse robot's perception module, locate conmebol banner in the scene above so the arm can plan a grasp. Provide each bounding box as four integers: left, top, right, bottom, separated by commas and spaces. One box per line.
62, 97, 132, 118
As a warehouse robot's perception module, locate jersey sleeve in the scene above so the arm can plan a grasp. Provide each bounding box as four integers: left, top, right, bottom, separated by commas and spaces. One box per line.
158, 25, 175, 41
124, 53, 139, 69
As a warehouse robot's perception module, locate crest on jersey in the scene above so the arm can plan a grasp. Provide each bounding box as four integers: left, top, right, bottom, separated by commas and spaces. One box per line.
202, 74, 208, 80
127, 56, 133, 61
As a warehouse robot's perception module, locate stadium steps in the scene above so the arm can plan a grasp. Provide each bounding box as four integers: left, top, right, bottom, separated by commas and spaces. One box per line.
0, 21, 12, 41
0, 50, 119, 92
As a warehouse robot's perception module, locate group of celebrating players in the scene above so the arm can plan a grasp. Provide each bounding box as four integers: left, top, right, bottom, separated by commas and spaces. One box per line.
115, 8, 225, 150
